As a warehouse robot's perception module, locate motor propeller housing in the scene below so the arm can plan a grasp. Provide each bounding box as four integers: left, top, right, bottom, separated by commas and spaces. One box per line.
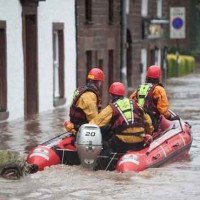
76, 124, 102, 169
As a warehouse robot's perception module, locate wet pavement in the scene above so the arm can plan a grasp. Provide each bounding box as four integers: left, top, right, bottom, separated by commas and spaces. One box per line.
0, 71, 200, 200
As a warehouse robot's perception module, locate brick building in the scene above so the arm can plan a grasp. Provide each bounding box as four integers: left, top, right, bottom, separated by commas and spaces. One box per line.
76, 0, 121, 106
0, 0, 199, 121
76, 0, 200, 106
126, 0, 200, 93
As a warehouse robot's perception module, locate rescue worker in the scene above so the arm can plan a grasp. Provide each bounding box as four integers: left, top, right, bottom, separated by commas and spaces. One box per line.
129, 65, 178, 131
90, 82, 154, 153
64, 68, 104, 135
0, 150, 38, 180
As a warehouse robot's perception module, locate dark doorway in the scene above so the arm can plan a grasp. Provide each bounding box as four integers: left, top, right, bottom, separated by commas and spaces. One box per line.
23, 14, 38, 118
126, 29, 132, 88
0, 21, 9, 120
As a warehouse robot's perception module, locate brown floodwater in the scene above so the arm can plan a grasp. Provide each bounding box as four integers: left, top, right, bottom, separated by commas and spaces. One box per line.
0, 73, 200, 200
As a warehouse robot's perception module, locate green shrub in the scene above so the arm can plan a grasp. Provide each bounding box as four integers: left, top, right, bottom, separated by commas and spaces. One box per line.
166, 54, 195, 77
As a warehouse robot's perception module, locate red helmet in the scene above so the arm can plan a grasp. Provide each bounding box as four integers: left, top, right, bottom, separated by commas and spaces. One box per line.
109, 82, 125, 96
87, 68, 104, 81
146, 65, 161, 79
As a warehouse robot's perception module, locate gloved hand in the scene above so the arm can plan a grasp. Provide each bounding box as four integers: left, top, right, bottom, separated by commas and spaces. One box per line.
167, 115, 180, 121
64, 120, 77, 135
144, 134, 153, 146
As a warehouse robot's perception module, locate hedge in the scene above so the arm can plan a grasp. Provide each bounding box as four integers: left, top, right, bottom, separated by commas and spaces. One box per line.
166, 54, 195, 78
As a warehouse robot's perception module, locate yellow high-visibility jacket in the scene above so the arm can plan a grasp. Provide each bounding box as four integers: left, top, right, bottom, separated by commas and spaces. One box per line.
90, 103, 154, 143
75, 91, 99, 122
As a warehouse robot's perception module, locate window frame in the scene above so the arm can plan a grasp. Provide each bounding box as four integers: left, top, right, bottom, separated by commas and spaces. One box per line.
52, 23, 66, 107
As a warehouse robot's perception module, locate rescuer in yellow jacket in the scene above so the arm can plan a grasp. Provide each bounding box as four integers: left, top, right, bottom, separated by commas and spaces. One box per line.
64, 68, 104, 135
90, 82, 154, 153
129, 65, 177, 131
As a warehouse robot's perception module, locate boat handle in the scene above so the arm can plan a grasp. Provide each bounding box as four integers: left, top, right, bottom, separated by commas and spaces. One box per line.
152, 153, 160, 160
172, 142, 179, 148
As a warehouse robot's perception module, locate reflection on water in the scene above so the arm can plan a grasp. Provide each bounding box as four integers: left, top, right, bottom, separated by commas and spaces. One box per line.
0, 107, 69, 153
0, 74, 200, 200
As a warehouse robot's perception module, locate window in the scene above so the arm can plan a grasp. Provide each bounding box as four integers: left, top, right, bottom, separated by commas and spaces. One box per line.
141, 0, 148, 17
126, 0, 130, 14
141, 49, 147, 84
108, 50, 114, 86
108, 0, 114, 24
53, 23, 65, 107
0, 21, 9, 120
157, 0, 162, 18
85, 0, 92, 23
86, 50, 92, 78
155, 48, 161, 67
98, 59, 103, 70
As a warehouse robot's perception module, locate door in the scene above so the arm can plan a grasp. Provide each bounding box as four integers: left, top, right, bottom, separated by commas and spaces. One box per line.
24, 14, 38, 118
141, 48, 147, 84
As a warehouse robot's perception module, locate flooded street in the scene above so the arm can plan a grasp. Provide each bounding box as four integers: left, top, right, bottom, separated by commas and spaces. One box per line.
0, 73, 200, 200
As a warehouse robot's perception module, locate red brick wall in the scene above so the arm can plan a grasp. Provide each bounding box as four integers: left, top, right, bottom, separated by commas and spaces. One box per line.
76, 0, 121, 107
126, 0, 196, 91
76, 0, 199, 103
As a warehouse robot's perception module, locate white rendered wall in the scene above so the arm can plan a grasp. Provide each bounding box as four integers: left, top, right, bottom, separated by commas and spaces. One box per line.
0, 0, 76, 121
0, 0, 24, 120
38, 0, 76, 113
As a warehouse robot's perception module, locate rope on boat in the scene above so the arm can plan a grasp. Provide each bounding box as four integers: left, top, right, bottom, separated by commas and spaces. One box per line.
105, 153, 117, 171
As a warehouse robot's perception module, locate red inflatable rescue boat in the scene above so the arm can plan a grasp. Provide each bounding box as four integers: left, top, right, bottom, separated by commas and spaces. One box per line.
26, 132, 80, 171
116, 115, 192, 172
26, 111, 192, 173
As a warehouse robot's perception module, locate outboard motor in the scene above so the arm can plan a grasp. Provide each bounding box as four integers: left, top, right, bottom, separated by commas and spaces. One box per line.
75, 124, 102, 170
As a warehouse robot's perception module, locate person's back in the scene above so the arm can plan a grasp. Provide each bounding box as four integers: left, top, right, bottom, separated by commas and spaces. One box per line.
130, 65, 171, 130
90, 82, 154, 153
65, 68, 104, 134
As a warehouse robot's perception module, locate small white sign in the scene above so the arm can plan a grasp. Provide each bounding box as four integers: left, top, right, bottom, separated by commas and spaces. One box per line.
170, 7, 186, 39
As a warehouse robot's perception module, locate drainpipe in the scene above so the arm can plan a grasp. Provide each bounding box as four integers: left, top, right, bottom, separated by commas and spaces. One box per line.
120, 0, 128, 96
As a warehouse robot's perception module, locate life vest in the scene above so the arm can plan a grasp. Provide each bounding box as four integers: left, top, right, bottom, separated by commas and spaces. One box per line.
69, 85, 101, 127
110, 98, 145, 135
136, 83, 160, 118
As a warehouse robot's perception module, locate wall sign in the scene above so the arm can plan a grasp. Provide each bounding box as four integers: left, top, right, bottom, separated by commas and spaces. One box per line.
142, 19, 168, 39
170, 7, 186, 39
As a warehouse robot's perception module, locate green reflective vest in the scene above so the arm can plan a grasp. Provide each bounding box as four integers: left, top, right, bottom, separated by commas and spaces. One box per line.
137, 83, 153, 106
113, 98, 134, 124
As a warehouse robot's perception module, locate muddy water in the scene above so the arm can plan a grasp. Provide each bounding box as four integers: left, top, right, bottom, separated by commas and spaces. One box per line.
0, 74, 200, 200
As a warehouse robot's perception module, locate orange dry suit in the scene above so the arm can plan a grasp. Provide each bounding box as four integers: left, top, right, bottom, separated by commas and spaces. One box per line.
69, 85, 101, 131
129, 83, 171, 130
90, 97, 153, 152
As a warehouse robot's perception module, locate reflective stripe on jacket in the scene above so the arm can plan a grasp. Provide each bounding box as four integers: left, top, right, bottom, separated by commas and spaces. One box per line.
90, 98, 154, 143
110, 98, 145, 134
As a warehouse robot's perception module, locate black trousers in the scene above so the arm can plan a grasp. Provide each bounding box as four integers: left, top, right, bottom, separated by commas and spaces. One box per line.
106, 136, 145, 153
